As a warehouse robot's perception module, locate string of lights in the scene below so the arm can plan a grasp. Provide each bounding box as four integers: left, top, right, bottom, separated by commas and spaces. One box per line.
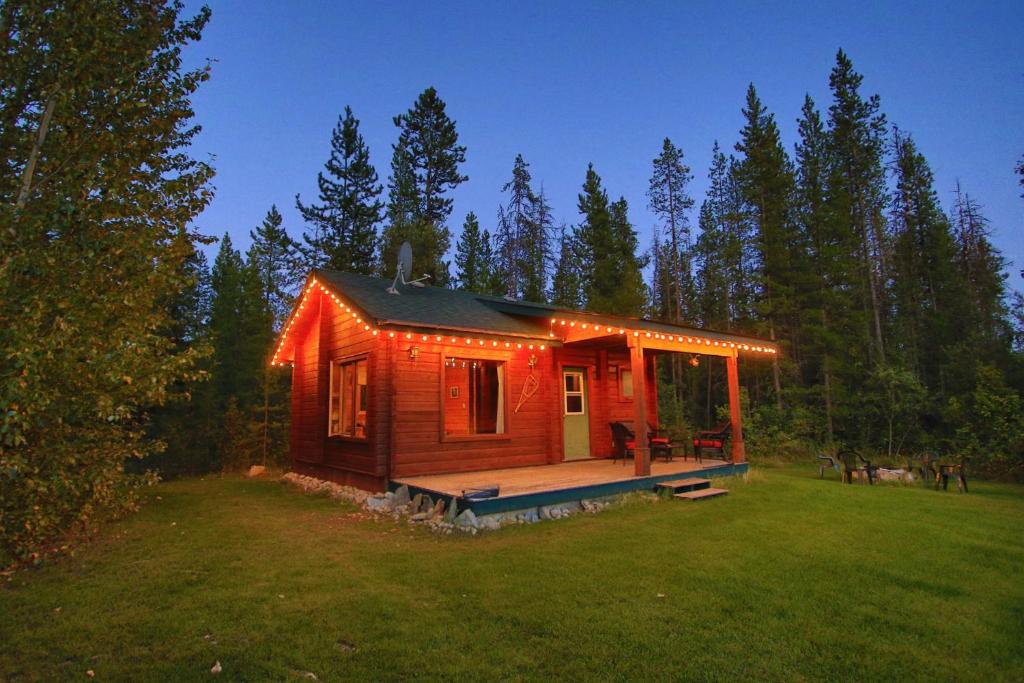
272, 279, 777, 367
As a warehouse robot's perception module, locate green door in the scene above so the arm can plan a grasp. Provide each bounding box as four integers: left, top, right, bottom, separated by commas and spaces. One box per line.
562, 368, 591, 460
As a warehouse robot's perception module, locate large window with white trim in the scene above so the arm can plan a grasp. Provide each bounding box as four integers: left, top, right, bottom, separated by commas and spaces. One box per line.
329, 357, 368, 438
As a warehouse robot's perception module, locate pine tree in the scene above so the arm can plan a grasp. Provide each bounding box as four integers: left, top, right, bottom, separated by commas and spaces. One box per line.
648, 138, 696, 323
296, 106, 383, 274
576, 164, 616, 313
0, 1, 214, 560
550, 226, 583, 309
380, 87, 467, 285
609, 197, 649, 316
210, 235, 267, 413
493, 154, 552, 301
248, 205, 301, 330
734, 83, 801, 407
695, 143, 754, 331
495, 154, 535, 297
455, 212, 500, 294
890, 132, 960, 376
794, 94, 845, 442
523, 187, 554, 302
952, 185, 1008, 336
827, 49, 890, 366
247, 206, 300, 466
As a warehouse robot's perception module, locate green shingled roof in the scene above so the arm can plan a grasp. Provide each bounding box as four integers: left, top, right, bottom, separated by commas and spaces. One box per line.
312, 270, 777, 349
314, 270, 553, 338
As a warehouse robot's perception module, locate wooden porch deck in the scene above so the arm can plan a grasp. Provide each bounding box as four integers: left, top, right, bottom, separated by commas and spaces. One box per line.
391, 457, 746, 515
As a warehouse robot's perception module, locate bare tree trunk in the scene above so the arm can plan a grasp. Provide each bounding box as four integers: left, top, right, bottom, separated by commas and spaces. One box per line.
262, 367, 270, 466
821, 308, 835, 445
15, 87, 59, 211
768, 317, 783, 409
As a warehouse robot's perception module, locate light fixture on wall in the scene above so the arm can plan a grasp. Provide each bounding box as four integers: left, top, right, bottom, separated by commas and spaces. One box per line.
688, 354, 700, 368
409, 346, 419, 360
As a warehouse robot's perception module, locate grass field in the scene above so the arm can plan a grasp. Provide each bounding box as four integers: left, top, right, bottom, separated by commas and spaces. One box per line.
1, 464, 1022, 681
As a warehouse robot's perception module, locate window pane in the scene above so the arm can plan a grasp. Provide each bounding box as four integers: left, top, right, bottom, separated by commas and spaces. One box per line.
329, 363, 342, 435
566, 395, 584, 415
565, 374, 580, 393
620, 369, 633, 397
355, 360, 368, 438
340, 363, 355, 436
445, 358, 505, 435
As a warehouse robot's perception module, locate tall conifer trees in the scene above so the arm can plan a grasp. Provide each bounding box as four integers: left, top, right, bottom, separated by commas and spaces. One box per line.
296, 107, 383, 274
455, 212, 500, 294
495, 155, 553, 301
734, 84, 801, 407
575, 165, 647, 316
379, 88, 467, 284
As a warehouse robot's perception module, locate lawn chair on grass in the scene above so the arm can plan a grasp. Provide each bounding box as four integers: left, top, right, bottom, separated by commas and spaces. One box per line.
838, 451, 878, 485
817, 453, 840, 479
937, 455, 970, 493
907, 451, 941, 485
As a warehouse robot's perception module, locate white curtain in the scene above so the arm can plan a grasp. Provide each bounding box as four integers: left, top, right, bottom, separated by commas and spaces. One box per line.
495, 364, 505, 433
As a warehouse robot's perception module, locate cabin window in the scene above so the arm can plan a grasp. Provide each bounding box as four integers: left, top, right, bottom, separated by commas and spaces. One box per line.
564, 371, 585, 415
444, 358, 505, 436
619, 367, 634, 400
329, 357, 368, 438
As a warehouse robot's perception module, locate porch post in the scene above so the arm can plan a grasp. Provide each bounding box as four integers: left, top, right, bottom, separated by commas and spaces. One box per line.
726, 352, 746, 463
629, 340, 650, 476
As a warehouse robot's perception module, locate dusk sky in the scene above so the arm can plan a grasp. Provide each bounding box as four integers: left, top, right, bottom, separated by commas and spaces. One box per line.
182, 0, 1024, 289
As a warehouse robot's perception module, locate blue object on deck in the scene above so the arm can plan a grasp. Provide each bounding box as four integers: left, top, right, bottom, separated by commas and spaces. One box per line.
463, 486, 500, 500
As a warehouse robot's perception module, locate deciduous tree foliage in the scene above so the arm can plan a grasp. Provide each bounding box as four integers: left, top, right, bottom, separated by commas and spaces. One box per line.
0, 0, 214, 563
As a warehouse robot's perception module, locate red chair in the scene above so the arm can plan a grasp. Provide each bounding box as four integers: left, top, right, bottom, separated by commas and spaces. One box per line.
693, 423, 731, 462
610, 422, 682, 464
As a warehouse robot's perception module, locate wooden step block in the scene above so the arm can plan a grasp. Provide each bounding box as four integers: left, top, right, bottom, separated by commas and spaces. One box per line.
673, 487, 728, 501
656, 477, 711, 493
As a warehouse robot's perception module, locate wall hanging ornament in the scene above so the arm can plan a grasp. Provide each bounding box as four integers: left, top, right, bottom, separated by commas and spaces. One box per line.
514, 356, 541, 414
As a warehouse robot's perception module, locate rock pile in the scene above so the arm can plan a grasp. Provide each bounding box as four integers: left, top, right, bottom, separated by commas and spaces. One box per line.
281, 472, 621, 534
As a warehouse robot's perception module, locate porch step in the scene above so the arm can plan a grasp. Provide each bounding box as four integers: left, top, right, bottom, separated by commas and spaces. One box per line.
673, 487, 729, 501
656, 477, 711, 494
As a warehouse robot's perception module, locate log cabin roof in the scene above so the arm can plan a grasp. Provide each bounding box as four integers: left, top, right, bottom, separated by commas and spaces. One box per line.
309, 270, 777, 349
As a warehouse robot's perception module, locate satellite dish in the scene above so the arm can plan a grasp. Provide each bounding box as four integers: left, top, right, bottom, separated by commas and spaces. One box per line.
386, 241, 431, 294
398, 242, 413, 282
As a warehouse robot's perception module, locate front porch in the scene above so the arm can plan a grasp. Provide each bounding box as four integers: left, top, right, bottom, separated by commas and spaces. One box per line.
392, 457, 747, 515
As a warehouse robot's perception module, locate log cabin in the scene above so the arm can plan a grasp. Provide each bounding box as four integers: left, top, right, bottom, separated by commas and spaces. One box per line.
273, 270, 778, 504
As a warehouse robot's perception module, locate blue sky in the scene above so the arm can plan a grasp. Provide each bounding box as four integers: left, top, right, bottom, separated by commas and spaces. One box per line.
182, 0, 1024, 290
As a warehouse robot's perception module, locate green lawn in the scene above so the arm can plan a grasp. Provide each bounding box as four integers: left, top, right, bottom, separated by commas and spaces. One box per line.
2, 465, 1022, 681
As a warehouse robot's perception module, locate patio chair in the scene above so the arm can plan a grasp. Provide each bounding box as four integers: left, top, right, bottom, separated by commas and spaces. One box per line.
937, 455, 970, 493
817, 453, 840, 479
693, 423, 730, 461
647, 425, 683, 462
838, 451, 877, 485
906, 451, 941, 485
609, 422, 635, 465
610, 422, 679, 464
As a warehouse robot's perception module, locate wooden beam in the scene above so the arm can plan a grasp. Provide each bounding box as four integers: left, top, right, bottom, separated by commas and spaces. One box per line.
726, 353, 746, 463
629, 340, 650, 476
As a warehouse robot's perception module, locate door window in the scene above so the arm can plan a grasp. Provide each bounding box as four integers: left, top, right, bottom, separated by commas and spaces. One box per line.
564, 371, 585, 415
